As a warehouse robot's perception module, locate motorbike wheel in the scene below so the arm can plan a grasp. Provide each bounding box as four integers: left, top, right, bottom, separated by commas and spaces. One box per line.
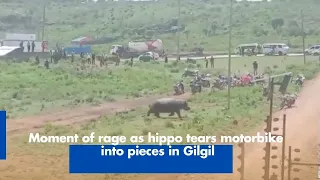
203, 81, 210, 87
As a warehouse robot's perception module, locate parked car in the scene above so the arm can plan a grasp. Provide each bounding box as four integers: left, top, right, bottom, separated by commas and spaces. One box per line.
138, 52, 160, 61
305, 44, 320, 55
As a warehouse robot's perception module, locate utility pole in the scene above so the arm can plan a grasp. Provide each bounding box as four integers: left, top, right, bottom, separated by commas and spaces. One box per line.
176, 0, 181, 61
227, 0, 233, 109
301, 9, 306, 64
42, 4, 46, 41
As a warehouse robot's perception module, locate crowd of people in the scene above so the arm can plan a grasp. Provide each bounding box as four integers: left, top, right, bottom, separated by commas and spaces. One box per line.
19, 40, 48, 52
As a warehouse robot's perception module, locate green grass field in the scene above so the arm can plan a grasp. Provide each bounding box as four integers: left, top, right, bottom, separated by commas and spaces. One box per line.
2, 55, 318, 119
1, 0, 320, 53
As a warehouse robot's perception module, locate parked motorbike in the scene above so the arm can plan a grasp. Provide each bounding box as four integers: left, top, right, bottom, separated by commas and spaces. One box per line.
280, 94, 297, 110
190, 81, 201, 94
173, 83, 184, 95
212, 78, 227, 90
294, 75, 305, 86
200, 74, 211, 88
182, 68, 199, 78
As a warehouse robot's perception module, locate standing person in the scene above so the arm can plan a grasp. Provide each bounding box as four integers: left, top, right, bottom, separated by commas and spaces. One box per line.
71, 52, 74, 63
27, 41, 31, 52
164, 55, 168, 63
50, 50, 54, 63
253, 60, 258, 76
41, 41, 45, 52
63, 50, 67, 60
210, 56, 214, 68
19, 41, 24, 52
91, 53, 95, 65
205, 56, 208, 68
31, 41, 35, 52
130, 56, 133, 67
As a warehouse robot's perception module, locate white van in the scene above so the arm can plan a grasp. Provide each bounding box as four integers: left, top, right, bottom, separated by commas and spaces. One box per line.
305, 44, 320, 55
262, 43, 289, 56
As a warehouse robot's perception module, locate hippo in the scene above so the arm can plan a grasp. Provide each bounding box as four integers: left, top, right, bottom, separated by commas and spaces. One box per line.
147, 98, 191, 118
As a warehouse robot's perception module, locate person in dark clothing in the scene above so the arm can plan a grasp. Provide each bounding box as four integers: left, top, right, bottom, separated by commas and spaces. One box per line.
71, 52, 74, 63
205, 57, 208, 68
50, 50, 53, 63
165, 55, 168, 63
179, 80, 184, 93
253, 60, 258, 76
19, 41, 24, 52
31, 41, 35, 52
91, 53, 95, 64
130, 56, 133, 67
241, 47, 244, 56
27, 41, 31, 52
63, 51, 67, 60
210, 56, 214, 68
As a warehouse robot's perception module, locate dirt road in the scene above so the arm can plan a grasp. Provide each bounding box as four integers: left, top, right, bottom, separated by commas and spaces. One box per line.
4, 75, 320, 180
7, 93, 191, 135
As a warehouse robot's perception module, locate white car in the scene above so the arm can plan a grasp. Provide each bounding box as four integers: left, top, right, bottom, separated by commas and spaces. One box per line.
138, 52, 160, 61
305, 45, 320, 55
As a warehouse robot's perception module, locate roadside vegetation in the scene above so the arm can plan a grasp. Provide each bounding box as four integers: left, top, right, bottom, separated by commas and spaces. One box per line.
1, 0, 319, 52
2, 56, 319, 118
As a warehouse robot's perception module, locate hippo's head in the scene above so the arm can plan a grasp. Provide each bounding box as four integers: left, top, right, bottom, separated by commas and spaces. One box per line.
183, 101, 191, 111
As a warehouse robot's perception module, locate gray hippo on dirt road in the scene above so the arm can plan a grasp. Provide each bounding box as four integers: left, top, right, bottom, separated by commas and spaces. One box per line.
147, 98, 191, 118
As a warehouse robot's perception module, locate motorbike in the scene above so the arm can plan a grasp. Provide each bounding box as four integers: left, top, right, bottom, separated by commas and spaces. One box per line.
294, 76, 305, 86
280, 94, 297, 110
200, 74, 211, 88
173, 83, 184, 95
212, 78, 227, 90
190, 81, 202, 94
182, 69, 199, 78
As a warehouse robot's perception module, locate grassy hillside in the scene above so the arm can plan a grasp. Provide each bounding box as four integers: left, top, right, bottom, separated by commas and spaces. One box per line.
1, 0, 319, 53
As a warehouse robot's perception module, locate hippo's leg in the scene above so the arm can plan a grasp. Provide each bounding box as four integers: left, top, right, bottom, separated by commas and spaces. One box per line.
155, 112, 160, 118
147, 109, 151, 116
176, 110, 182, 118
169, 112, 175, 116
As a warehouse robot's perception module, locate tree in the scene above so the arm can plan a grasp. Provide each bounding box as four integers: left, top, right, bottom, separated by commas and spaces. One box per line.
271, 18, 284, 30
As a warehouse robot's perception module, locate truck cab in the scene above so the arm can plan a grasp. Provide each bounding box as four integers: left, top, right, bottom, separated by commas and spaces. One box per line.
110, 45, 139, 58
110, 45, 124, 55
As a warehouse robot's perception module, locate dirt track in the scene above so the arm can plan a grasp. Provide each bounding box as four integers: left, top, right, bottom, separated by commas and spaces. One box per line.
4, 75, 320, 180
